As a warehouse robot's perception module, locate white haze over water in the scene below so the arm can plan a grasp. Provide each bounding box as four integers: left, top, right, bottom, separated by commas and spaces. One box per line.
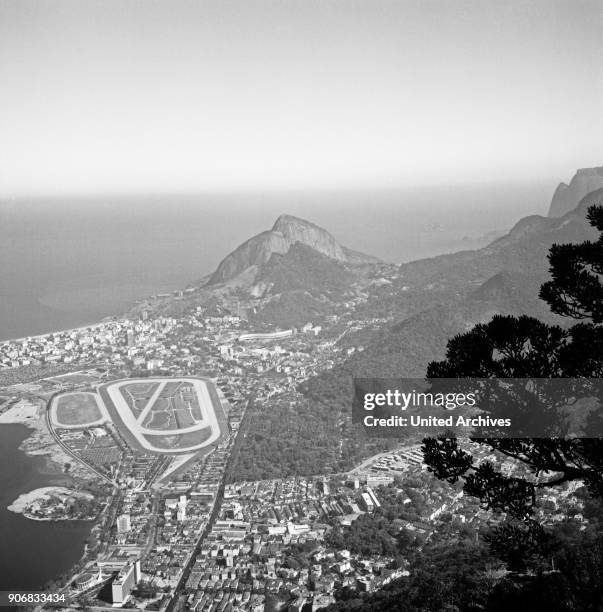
0, 0, 598, 339
0, 182, 551, 341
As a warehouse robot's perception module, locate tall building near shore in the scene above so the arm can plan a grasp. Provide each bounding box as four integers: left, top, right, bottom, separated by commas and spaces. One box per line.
177, 495, 187, 522
117, 513, 131, 533
111, 560, 140, 606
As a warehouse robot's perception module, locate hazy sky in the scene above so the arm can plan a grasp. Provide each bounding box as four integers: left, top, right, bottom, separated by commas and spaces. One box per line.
1, 0, 602, 197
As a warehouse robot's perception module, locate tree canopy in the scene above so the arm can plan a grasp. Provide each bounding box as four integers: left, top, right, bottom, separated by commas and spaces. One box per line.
423, 201, 603, 542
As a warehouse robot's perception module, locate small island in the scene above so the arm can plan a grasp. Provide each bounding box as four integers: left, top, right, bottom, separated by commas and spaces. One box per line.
8, 487, 99, 522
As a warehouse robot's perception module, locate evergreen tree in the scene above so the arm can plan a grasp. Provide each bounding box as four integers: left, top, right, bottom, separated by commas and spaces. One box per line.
423, 202, 603, 524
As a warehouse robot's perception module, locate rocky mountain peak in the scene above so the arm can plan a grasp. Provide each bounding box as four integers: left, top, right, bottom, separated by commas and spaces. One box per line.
208, 213, 377, 285
272, 213, 315, 230
271, 213, 347, 261
548, 166, 603, 217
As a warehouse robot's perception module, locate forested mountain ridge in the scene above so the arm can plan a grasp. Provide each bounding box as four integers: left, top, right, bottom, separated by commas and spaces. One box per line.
301, 189, 603, 425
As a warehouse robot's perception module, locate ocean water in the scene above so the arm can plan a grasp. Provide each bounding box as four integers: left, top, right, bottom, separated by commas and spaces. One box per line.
0, 183, 554, 590
0, 184, 552, 341
0, 424, 92, 590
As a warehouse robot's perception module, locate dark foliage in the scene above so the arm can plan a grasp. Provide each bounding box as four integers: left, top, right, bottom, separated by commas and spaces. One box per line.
422, 204, 603, 556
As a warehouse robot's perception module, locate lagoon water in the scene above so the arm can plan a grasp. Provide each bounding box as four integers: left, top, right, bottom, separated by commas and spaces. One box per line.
0, 184, 553, 589
0, 424, 91, 590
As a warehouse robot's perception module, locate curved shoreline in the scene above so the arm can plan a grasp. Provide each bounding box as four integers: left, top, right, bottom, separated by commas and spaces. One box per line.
8, 486, 95, 522
0, 424, 94, 590
0, 399, 90, 481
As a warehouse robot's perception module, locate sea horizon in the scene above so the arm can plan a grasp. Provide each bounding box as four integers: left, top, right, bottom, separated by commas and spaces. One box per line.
0, 183, 553, 342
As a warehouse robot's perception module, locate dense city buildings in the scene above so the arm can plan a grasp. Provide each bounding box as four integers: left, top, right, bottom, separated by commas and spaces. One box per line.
0, 275, 596, 611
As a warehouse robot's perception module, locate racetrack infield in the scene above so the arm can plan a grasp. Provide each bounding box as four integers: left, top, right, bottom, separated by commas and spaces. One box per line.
98, 376, 228, 455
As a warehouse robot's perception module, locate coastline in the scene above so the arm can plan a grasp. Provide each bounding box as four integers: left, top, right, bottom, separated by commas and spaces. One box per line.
0, 399, 81, 477
0, 278, 186, 345
8, 486, 95, 522
0, 318, 114, 346
0, 399, 100, 512
0, 423, 95, 590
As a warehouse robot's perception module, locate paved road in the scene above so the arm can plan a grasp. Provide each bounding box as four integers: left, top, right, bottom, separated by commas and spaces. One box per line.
44, 395, 115, 485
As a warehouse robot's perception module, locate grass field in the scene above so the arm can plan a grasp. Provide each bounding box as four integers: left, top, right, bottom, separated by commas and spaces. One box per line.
119, 381, 160, 418
55, 392, 102, 425
50, 372, 100, 384
141, 381, 202, 431
143, 427, 213, 450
